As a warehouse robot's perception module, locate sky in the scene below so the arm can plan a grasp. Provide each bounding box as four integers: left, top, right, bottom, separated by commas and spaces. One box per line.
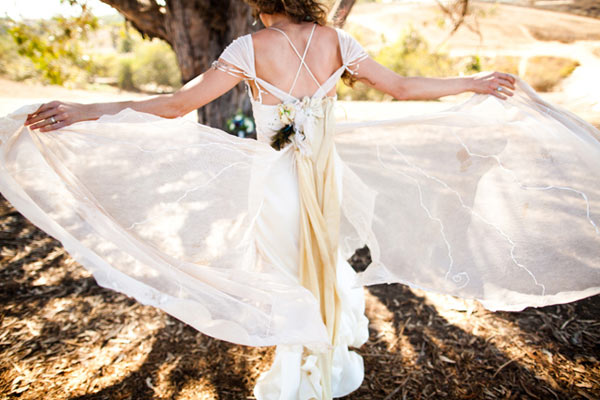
0, 0, 118, 20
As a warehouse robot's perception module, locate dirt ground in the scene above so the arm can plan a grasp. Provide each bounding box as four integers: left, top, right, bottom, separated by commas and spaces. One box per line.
1, 195, 599, 399
495, 0, 600, 19
1, 2, 600, 399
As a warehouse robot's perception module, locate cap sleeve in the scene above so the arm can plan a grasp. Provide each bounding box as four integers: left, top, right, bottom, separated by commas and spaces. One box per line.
212, 34, 255, 80
335, 28, 369, 75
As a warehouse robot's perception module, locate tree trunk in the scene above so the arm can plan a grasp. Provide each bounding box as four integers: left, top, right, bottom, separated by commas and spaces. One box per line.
102, 0, 254, 128
329, 0, 357, 27
164, 1, 254, 126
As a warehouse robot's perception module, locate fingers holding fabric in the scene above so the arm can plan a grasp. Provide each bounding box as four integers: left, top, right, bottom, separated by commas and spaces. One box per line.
491, 76, 515, 99
470, 71, 517, 100
25, 101, 82, 132
27, 109, 60, 127
26, 101, 58, 120
27, 111, 66, 131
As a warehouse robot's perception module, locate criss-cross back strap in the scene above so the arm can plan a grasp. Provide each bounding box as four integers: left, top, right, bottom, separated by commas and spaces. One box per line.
267, 24, 324, 96
217, 27, 370, 103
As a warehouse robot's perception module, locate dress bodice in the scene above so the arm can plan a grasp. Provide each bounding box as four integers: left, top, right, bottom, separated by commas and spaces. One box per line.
250, 97, 338, 148
251, 102, 286, 144
213, 25, 369, 149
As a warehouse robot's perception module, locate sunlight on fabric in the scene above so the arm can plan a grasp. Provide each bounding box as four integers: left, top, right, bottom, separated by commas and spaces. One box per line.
205, 216, 247, 259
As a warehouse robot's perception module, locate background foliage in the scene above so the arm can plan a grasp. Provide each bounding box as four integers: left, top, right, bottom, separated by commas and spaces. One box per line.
0, 9, 181, 93
0, 0, 580, 100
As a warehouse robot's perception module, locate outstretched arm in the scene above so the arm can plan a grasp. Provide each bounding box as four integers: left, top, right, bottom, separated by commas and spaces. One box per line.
352, 57, 516, 101
25, 63, 243, 132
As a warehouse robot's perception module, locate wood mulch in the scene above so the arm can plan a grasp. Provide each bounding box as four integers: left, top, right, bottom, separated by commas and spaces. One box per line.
1, 192, 598, 400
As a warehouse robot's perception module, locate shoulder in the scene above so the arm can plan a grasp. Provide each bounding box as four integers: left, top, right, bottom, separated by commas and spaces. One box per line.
318, 24, 341, 41
220, 33, 253, 58
218, 33, 255, 75
332, 27, 368, 63
249, 28, 280, 53
318, 25, 343, 50
223, 33, 253, 52
332, 27, 360, 46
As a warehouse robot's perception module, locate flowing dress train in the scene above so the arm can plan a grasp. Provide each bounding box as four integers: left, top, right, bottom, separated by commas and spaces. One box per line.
1, 25, 599, 399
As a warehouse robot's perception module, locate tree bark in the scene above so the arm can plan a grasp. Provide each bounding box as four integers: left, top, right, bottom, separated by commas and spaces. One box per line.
164, 0, 254, 126
101, 0, 254, 127
329, 0, 356, 27
100, 0, 168, 41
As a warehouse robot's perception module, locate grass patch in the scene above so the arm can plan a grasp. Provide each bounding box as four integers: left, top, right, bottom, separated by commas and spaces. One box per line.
337, 26, 458, 101
523, 56, 580, 92
478, 55, 521, 76
471, 55, 578, 92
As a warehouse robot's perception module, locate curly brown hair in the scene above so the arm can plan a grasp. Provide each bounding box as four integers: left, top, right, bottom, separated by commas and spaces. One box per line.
243, 0, 359, 87
243, 0, 329, 25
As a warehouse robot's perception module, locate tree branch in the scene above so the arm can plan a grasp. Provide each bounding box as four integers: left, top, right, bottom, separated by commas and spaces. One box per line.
100, 0, 168, 43
434, 0, 482, 52
329, 0, 356, 28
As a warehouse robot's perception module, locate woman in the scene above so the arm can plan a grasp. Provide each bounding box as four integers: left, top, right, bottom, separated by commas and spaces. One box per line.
1, 0, 599, 399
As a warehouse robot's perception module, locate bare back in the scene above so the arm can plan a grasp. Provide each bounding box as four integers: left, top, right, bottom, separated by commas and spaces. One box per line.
251, 23, 343, 104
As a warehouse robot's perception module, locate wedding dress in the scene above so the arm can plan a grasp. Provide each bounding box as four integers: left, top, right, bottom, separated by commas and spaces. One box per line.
1, 23, 599, 399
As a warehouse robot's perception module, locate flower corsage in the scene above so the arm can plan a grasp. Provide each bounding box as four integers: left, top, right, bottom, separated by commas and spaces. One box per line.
270, 103, 304, 151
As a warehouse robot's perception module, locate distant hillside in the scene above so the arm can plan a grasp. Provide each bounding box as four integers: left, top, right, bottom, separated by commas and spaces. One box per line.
476, 0, 600, 19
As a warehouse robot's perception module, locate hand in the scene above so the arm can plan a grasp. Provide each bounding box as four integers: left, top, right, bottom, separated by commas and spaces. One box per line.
468, 71, 516, 100
25, 101, 93, 132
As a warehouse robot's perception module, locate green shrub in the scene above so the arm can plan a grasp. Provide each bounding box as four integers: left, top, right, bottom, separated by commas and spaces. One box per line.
464, 55, 482, 74
0, 16, 180, 93
374, 28, 455, 78
479, 55, 520, 76
88, 52, 118, 78
131, 40, 181, 91
117, 58, 135, 90
523, 56, 579, 92
337, 26, 457, 101
472, 55, 578, 92
0, 24, 15, 75
119, 29, 134, 53
5, 9, 97, 86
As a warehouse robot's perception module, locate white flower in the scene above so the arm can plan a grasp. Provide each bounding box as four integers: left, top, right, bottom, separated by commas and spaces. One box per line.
278, 103, 296, 125
299, 96, 324, 119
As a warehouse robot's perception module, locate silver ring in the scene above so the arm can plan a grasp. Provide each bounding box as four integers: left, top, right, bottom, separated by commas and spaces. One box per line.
496, 86, 502, 92
50, 116, 57, 124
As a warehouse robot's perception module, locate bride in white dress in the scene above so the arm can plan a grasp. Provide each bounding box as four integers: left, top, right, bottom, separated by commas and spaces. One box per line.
1, 1, 599, 399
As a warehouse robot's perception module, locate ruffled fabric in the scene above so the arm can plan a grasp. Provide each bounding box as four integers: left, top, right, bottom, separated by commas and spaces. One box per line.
252, 250, 369, 400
